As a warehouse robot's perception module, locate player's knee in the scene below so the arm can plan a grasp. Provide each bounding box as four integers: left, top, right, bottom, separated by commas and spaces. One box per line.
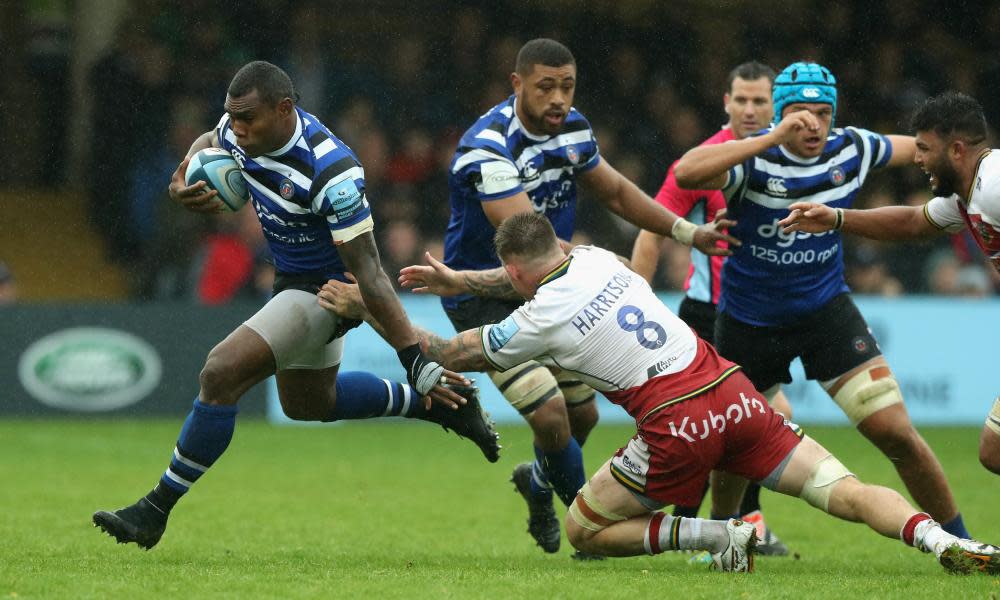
566, 482, 627, 551
799, 454, 854, 513
567, 401, 599, 444
830, 365, 902, 425
199, 350, 239, 403
864, 420, 923, 461
979, 432, 1000, 475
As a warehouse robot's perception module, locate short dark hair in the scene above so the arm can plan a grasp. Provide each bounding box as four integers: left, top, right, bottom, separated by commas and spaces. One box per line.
911, 91, 988, 144
515, 38, 575, 75
494, 213, 560, 261
726, 61, 776, 92
228, 61, 298, 106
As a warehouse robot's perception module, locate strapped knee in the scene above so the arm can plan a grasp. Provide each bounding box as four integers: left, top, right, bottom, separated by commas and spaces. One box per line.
800, 454, 853, 512
986, 397, 1000, 436
489, 361, 559, 415
829, 366, 902, 424
554, 370, 596, 406
568, 481, 629, 533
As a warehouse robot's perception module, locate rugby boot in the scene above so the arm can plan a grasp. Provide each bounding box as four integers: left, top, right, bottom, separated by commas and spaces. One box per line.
938, 539, 1000, 575
421, 382, 501, 463
710, 519, 757, 573
93, 497, 167, 550
741, 510, 789, 556
511, 463, 561, 553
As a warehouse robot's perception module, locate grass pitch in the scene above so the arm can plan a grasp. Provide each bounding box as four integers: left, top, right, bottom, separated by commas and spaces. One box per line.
1, 418, 998, 599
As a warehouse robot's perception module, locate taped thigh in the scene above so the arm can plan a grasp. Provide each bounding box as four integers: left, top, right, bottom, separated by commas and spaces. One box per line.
554, 370, 596, 406
488, 361, 559, 414
243, 289, 343, 370
800, 454, 854, 512
986, 397, 1000, 436
828, 366, 902, 425
568, 481, 630, 533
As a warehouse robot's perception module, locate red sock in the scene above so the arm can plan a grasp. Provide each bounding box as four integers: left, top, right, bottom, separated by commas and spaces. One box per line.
900, 512, 931, 546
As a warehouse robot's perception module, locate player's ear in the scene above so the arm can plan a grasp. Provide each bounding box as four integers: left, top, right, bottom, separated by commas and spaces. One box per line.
511, 72, 522, 94
277, 97, 294, 117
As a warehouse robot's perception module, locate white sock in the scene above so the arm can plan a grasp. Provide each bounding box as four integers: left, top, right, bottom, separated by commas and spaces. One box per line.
644, 513, 728, 554
914, 520, 957, 556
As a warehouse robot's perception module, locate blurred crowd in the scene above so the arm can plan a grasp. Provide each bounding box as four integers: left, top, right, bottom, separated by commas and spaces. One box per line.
12, 0, 1000, 302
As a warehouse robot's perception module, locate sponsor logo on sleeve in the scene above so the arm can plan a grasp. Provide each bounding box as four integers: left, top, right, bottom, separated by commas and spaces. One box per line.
324, 178, 365, 222
488, 316, 520, 352
18, 327, 162, 411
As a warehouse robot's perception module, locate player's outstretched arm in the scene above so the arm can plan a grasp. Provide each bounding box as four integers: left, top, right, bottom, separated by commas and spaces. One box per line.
317, 279, 489, 373
338, 232, 470, 407
674, 110, 818, 189
779, 202, 940, 240
885, 135, 917, 168
399, 252, 522, 300
580, 160, 739, 257
630, 230, 665, 284
169, 130, 225, 214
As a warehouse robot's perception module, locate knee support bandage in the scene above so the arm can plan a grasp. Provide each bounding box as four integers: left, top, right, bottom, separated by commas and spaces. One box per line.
829, 366, 902, 424
567, 481, 629, 533
800, 454, 853, 512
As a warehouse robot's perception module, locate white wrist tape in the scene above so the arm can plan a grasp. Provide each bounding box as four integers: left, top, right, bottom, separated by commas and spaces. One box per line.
671, 218, 697, 246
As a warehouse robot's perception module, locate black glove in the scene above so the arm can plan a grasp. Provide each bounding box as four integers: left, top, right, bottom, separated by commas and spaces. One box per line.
397, 343, 445, 395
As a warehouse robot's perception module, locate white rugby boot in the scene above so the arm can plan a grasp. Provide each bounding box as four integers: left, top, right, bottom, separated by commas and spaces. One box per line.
914, 518, 1000, 575
710, 518, 757, 573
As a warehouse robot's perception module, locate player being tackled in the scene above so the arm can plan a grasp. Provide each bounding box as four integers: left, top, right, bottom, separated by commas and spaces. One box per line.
319, 212, 1000, 575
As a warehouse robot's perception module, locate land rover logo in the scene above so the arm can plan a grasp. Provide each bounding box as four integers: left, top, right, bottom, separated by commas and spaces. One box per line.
18, 327, 162, 411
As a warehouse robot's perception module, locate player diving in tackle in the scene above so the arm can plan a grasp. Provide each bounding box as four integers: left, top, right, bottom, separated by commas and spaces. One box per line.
93, 61, 499, 550
320, 211, 1000, 574
779, 91, 1000, 477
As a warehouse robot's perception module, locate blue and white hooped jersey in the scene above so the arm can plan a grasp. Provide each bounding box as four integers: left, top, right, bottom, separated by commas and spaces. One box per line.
720, 126, 893, 326
215, 106, 373, 278
443, 95, 600, 309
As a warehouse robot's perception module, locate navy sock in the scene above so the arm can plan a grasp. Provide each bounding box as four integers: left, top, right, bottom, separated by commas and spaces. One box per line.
941, 513, 970, 538
529, 446, 555, 503
540, 437, 586, 507
739, 482, 763, 516
156, 399, 238, 510
326, 371, 423, 420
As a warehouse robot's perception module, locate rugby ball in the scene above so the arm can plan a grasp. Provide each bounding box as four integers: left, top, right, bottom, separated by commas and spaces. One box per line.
185, 148, 250, 212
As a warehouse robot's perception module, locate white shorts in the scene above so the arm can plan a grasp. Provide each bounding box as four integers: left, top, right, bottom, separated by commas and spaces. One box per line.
243, 289, 345, 370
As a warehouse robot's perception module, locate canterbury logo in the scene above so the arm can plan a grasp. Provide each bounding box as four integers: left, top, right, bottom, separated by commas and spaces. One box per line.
802, 87, 821, 98
766, 177, 787, 196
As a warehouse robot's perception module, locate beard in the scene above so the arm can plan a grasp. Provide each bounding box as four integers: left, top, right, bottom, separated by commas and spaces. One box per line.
929, 159, 961, 197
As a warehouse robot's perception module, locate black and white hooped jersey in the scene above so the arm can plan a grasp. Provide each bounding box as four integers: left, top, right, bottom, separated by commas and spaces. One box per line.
720, 126, 892, 326
442, 95, 600, 309
215, 106, 373, 278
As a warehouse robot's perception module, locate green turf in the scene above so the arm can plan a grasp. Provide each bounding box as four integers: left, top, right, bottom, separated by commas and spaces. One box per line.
1, 419, 998, 598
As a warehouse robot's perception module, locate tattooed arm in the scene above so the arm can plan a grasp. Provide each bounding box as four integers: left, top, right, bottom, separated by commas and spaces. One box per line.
318, 278, 490, 372
398, 252, 521, 300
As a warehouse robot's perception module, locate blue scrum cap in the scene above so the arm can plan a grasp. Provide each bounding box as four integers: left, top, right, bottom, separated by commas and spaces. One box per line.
773, 62, 837, 124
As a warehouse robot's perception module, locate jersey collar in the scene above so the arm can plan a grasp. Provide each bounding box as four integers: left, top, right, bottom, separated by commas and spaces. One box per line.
538, 255, 573, 287
964, 148, 992, 202
265, 108, 304, 158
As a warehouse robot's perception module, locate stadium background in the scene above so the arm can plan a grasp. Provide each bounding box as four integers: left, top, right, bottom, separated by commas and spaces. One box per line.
1, 0, 998, 423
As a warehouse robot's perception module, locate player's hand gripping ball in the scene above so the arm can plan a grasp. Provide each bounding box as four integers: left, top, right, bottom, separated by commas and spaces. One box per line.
184, 148, 250, 212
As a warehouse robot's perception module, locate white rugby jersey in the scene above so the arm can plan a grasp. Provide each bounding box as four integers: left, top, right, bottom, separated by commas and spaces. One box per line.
480, 246, 700, 393
924, 150, 1000, 271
